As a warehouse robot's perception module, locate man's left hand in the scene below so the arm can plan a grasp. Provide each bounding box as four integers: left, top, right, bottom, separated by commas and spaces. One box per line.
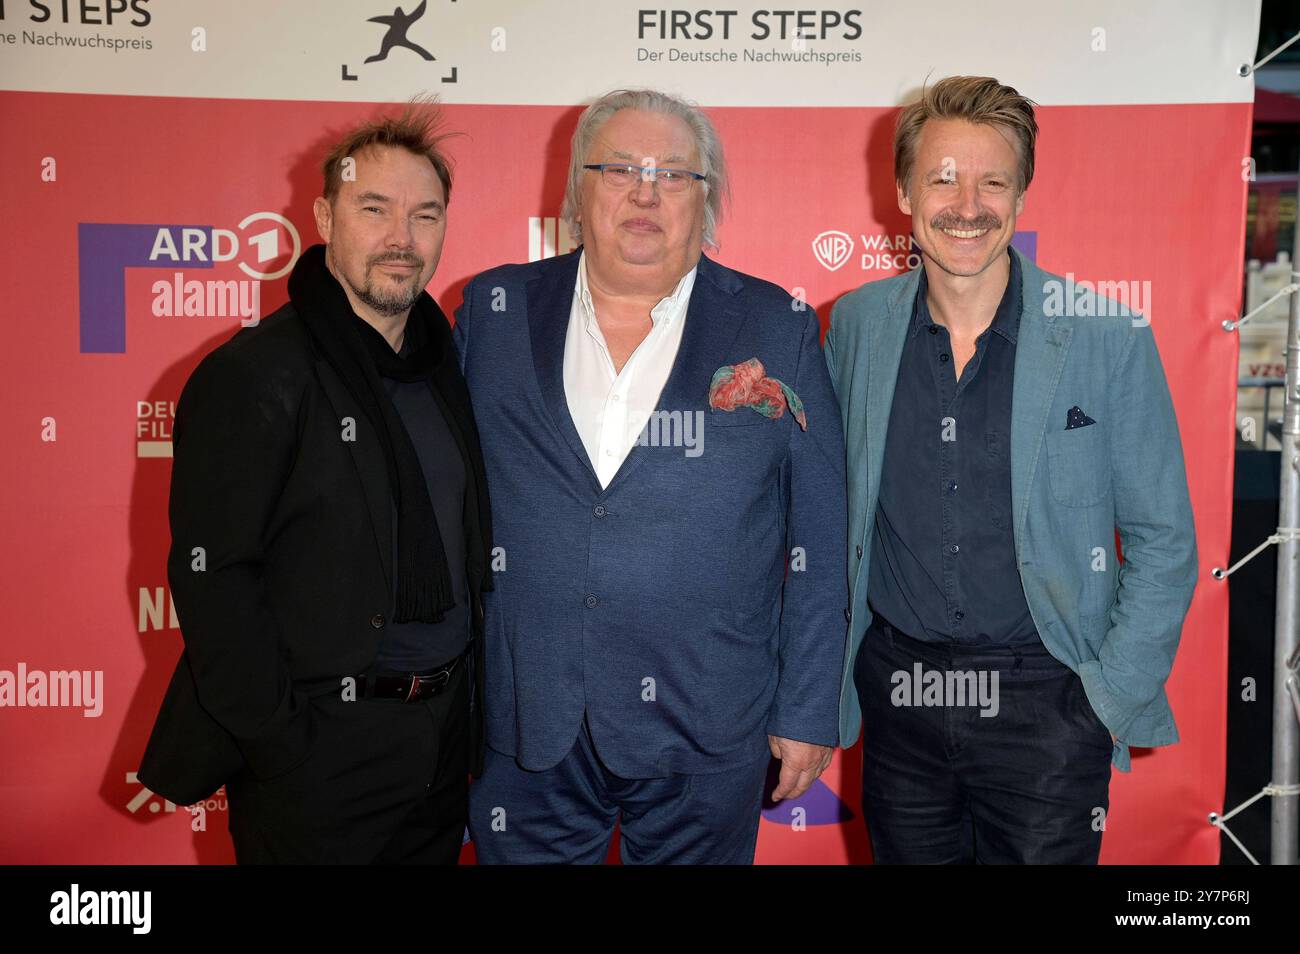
767, 735, 834, 801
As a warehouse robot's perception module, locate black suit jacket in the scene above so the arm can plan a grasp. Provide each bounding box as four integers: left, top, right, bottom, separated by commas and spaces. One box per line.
138, 301, 492, 807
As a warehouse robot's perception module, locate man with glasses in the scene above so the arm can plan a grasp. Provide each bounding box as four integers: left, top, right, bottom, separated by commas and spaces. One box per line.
456, 88, 848, 864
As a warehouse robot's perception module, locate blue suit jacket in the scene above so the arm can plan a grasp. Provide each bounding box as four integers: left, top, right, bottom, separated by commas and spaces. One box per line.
825, 246, 1198, 770
454, 249, 848, 777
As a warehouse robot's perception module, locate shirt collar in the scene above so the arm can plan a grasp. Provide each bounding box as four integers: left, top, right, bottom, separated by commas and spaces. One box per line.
910, 247, 1021, 343
575, 250, 697, 330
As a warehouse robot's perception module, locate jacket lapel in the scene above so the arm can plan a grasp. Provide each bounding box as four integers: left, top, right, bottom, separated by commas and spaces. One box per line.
526, 250, 602, 493
601, 253, 747, 496
1010, 246, 1072, 541
314, 358, 394, 591
526, 250, 748, 497
859, 269, 918, 556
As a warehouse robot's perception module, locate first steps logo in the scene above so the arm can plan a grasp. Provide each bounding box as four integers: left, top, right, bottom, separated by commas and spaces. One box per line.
0, 0, 154, 54
812, 230, 853, 271
342, 0, 461, 84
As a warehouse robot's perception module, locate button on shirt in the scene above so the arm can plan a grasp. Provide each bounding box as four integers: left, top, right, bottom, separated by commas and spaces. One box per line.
563, 252, 697, 488
867, 250, 1038, 645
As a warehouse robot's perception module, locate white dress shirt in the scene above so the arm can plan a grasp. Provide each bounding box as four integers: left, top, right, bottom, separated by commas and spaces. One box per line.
563, 251, 697, 488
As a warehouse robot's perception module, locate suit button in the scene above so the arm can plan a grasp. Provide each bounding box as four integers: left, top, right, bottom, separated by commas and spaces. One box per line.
370, 613, 385, 628
593, 505, 607, 518
844, 607, 851, 623
856, 545, 863, 559
584, 594, 598, 608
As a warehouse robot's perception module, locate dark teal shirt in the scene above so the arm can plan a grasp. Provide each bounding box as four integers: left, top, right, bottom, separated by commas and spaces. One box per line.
867, 250, 1038, 644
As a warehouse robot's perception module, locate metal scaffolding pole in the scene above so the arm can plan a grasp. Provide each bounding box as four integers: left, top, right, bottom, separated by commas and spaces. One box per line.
1271, 165, 1300, 864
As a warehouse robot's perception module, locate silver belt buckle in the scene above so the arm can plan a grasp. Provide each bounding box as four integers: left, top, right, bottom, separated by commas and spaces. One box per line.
403, 675, 422, 702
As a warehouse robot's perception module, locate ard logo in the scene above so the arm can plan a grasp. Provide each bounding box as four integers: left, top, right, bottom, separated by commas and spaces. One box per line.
812, 230, 853, 271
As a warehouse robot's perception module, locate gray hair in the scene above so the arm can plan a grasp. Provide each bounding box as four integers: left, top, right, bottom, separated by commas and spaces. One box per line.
561, 88, 729, 248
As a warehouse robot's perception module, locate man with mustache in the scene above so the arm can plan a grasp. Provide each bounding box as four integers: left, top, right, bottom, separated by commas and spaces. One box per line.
457, 88, 847, 863
139, 101, 493, 863
824, 76, 1197, 863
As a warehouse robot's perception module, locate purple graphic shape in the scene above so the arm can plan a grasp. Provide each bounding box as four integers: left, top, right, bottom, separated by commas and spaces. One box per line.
760, 777, 855, 826
78, 223, 213, 354
1010, 230, 1037, 262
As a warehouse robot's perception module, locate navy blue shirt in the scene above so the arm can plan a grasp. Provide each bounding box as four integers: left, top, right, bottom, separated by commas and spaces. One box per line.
373, 320, 471, 670
866, 250, 1038, 645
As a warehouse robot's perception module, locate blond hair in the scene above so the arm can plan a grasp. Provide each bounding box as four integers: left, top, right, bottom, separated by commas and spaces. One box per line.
894, 76, 1038, 194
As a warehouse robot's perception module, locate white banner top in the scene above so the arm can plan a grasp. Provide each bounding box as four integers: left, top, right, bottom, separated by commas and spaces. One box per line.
0, 0, 1262, 106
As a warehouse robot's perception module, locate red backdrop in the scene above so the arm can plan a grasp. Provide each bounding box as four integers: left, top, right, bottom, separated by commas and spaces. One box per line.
0, 89, 1248, 863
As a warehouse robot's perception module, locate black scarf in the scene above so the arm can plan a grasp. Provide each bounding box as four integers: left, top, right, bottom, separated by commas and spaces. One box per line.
288, 243, 493, 623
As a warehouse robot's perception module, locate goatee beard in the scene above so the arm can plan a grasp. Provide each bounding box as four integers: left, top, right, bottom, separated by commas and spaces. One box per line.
354, 279, 420, 317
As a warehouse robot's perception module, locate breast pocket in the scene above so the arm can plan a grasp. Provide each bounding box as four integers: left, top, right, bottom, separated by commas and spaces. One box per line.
1045, 424, 1111, 508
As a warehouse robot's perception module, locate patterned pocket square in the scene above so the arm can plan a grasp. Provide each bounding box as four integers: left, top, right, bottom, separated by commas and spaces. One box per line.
1066, 406, 1096, 429
708, 358, 807, 430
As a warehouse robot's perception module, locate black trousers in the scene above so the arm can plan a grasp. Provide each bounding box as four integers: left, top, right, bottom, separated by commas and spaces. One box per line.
226, 661, 469, 864
854, 616, 1113, 864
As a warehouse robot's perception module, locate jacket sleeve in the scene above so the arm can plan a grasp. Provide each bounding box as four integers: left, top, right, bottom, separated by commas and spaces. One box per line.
1080, 322, 1198, 743
766, 306, 850, 746
166, 346, 317, 781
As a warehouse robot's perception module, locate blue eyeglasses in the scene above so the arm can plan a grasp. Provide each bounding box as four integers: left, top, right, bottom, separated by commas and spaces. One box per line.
583, 163, 706, 193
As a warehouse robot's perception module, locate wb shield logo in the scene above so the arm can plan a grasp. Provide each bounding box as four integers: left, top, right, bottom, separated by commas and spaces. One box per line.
812, 231, 853, 271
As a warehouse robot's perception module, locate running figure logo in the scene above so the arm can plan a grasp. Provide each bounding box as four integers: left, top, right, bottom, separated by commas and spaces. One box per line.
365, 0, 435, 63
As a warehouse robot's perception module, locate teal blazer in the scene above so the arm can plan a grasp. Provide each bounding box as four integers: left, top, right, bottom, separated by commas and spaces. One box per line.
824, 246, 1198, 770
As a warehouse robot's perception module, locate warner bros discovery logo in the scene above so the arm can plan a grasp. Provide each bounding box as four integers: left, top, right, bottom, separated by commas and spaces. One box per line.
77, 212, 301, 354
812, 229, 1039, 271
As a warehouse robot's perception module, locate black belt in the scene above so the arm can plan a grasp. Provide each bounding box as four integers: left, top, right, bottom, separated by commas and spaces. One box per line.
352, 646, 470, 703
871, 612, 1047, 655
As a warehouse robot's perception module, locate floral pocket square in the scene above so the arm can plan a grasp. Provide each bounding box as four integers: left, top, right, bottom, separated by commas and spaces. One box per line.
708, 358, 807, 430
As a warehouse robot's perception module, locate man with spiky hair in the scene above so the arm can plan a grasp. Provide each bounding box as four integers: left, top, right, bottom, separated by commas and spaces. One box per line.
139, 99, 493, 864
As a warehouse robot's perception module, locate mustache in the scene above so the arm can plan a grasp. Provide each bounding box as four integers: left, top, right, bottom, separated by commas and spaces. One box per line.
369, 253, 423, 268
931, 213, 1001, 231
